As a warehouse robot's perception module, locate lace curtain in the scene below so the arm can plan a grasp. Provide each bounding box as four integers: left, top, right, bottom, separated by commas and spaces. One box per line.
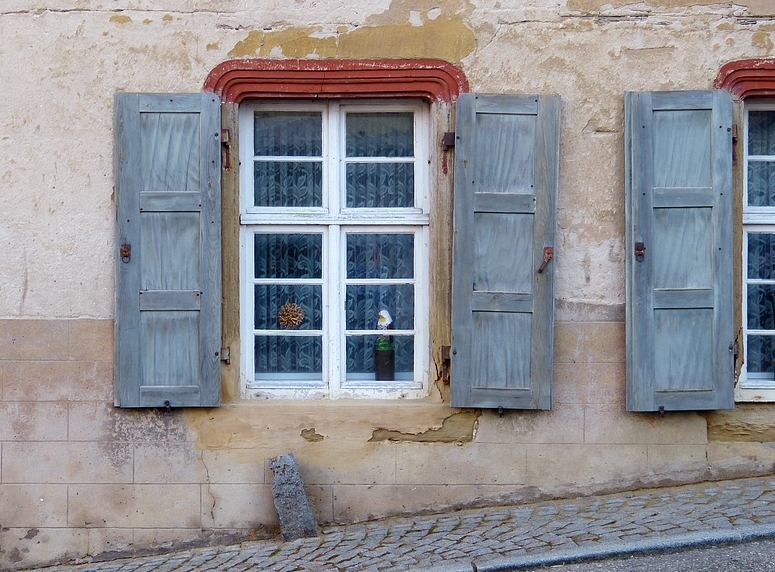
251, 110, 417, 382
747, 233, 775, 374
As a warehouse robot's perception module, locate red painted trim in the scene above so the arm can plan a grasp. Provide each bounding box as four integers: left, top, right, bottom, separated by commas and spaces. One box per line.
204, 59, 469, 103
715, 59, 775, 99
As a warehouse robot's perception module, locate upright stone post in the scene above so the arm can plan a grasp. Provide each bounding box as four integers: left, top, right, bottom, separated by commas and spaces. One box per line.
268, 453, 320, 540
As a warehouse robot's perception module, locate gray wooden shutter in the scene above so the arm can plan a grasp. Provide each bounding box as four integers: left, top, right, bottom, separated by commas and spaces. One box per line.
114, 93, 221, 408
451, 94, 560, 409
625, 90, 733, 412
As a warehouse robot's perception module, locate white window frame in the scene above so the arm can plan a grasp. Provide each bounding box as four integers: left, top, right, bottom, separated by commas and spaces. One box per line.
238, 100, 430, 399
738, 101, 775, 401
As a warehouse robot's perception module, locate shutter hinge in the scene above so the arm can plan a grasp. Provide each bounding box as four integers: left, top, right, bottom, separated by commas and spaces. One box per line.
731, 124, 738, 166
733, 338, 740, 387
441, 132, 455, 176
441, 345, 451, 384
442, 132, 455, 149
221, 129, 231, 171
220, 346, 231, 365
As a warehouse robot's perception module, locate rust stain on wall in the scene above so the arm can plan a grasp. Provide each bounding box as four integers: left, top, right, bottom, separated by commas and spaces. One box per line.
228, 19, 475, 62
369, 411, 480, 443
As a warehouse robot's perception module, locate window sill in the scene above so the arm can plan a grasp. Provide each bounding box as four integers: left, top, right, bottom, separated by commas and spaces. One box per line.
735, 385, 775, 402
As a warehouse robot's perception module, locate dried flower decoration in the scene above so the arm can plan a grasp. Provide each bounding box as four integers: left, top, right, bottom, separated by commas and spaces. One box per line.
278, 302, 304, 329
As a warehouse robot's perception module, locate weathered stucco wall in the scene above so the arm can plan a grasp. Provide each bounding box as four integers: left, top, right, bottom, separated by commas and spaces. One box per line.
3, 0, 775, 569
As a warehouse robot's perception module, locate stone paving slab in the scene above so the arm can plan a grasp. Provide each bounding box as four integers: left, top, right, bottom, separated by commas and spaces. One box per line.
22, 476, 775, 572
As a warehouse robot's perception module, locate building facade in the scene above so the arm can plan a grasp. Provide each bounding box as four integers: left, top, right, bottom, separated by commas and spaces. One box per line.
3, 0, 775, 568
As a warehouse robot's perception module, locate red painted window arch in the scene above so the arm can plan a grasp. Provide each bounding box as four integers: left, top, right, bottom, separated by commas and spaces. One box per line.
204, 59, 469, 103
715, 58, 775, 99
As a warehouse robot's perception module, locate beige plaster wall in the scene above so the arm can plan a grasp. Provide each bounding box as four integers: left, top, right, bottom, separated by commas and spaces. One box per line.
3, 0, 775, 569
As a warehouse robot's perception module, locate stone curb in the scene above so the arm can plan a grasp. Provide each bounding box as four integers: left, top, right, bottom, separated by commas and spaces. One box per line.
416, 523, 775, 572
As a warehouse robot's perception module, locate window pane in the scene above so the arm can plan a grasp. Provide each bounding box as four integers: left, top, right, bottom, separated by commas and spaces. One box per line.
748, 161, 775, 207
254, 234, 322, 279
346, 234, 414, 279
346, 335, 414, 379
255, 285, 322, 330
346, 163, 414, 208
346, 285, 414, 330
346, 113, 413, 158
748, 233, 775, 280
747, 334, 775, 374
748, 284, 775, 330
255, 335, 322, 376
254, 112, 322, 156
749, 111, 775, 156
254, 161, 322, 207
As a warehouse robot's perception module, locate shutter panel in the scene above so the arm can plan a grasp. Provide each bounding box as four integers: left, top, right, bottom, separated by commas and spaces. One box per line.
451, 94, 560, 410
625, 90, 733, 412
114, 93, 221, 408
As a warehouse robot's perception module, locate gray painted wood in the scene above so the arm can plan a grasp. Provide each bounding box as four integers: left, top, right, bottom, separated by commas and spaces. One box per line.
139, 290, 201, 311
451, 93, 559, 410
625, 90, 733, 412
115, 92, 221, 408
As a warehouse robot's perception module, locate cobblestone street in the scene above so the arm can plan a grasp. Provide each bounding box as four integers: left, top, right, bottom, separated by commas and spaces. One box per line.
21, 475, 775, 572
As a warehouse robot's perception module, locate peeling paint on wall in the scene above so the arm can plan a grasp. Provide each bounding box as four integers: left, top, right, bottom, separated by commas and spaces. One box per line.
109, 14, 132, 24
301, 428, 325, 442
369, 411, 480, 443
567, 0, 767, 11
753, 31, 774, 53
705, 404, 775, 442
228, 18, 475, 62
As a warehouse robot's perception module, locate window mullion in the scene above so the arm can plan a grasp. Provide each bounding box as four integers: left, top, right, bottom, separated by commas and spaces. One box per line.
325, 102, 342, 397
328, 224, 342, 398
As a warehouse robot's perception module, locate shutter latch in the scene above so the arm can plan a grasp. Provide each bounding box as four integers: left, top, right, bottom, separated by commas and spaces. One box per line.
537, 246, 553, 274
635, 241, 646, 261
120, 243, 131, 263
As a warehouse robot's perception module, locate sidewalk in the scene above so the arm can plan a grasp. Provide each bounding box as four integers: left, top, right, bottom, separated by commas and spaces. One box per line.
23, 475, 775, 572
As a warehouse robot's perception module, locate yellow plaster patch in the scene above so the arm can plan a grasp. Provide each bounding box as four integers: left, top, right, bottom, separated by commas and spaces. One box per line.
705, 404, 775, 442
759, 24, 775, 32
716, 22, 734, 31
109, 14, 132, 24
162, 14, 173, 22
365, 0, 473, 26
562, 20, 594, 31
228, 19, 475, 62
369, 411, 481, 444
301, 428, 325, 442
741, 0, 775, 16
753, 31, 774, 52
142, 18, 152, 25
206, 43, 219, 51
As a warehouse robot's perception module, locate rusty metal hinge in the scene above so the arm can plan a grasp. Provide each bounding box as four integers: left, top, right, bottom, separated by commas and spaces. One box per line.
220, 346, 231, 365
221, 129, 231, 171
441, 345, 451, 384
441, 132, 455, 149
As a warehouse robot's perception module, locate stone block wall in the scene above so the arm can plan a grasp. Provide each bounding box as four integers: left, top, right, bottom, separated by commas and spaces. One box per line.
3, 317, 772, 569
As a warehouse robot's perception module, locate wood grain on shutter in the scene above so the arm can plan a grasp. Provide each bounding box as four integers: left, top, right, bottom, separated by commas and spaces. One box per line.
451, 94, 560, 410
625, 90, 733, 412
115, 93, 221, 408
